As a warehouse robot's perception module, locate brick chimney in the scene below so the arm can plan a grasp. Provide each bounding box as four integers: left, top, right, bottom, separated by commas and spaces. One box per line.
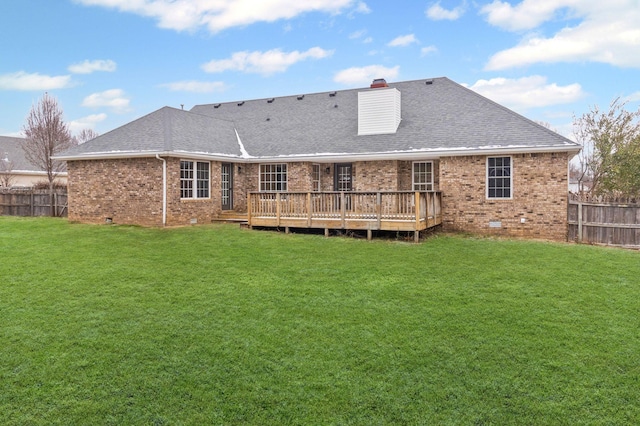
370, 78, 388, 88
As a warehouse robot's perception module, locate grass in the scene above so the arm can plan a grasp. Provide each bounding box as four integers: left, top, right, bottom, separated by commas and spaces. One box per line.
1, 217, 640, 425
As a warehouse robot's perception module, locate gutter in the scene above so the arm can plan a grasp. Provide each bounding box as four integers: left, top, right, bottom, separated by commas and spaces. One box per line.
155, 154, 167, 226
54, 144, 581, 164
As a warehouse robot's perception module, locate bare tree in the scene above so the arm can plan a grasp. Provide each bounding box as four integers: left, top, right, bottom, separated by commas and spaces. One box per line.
22, 93, 75, 215
0, 155, 16, 187
73, 128, 99, 144
535, 120, 558, 133
573, 98, 640, 198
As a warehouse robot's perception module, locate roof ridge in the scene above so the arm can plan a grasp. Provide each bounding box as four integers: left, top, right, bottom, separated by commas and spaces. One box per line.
191, 77, 446, 109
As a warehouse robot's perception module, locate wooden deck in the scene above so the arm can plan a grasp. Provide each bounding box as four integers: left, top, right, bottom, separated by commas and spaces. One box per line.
247, 191, 442, 241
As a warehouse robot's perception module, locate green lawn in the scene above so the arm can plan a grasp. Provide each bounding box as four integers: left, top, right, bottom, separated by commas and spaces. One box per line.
1, 217, 639, 425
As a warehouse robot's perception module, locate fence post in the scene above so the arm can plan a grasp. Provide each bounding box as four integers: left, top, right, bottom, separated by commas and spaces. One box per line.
30, 191, 34, 216
577, 202, 583, 243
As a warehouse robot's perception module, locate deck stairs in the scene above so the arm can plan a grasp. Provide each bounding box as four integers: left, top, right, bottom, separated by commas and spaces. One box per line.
213, 210, 249, 225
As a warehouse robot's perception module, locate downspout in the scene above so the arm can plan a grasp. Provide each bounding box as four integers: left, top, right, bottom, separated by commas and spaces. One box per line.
156, 154, 167, 226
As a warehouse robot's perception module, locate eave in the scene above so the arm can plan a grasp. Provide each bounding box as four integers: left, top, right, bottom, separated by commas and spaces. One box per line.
54, 143, 581, 164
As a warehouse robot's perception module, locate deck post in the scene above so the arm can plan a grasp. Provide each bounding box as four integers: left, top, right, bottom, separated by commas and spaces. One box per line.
367, 229, 372, 241
324, 228, 329, 238
415, 191, 421, 230
340, 191, 346, 229
414, 230, 419, 243
276, 192, 281, 227
376, 192, 382, 230
431, 192, 436, 226
307, 192, 312, 227
247, 193, 252, 226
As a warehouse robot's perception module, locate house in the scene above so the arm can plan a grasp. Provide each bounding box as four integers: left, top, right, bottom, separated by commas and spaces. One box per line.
0, 136, 68, 188
55, 77, 581, 241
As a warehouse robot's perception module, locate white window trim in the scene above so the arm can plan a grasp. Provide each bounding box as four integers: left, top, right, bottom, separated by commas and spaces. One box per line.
312, 163, 321, 192
259, 163, 288, 192
180, 160, 210, 200
412, 161, 434, 191
486, 156, 513, 200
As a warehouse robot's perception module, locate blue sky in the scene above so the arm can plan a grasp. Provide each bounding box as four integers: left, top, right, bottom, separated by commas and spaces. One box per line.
1, 0, 639, 141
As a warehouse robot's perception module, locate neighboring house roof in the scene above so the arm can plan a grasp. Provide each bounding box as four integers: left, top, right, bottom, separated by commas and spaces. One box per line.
56, 77, 581, 162
58, 106, 241, 160
0, 136, 37, 172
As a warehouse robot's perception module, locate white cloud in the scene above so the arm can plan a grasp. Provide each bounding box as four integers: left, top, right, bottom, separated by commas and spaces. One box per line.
464, 76, 584, 111
0, 71, 72, 91
349, 29, 367, 39
81, 89, 131, 113
421, 46, 438, 56
160, 80, 227, 93
626, 91, 640, 103
387, 34, 418, 47
354, 2, 371, 14
201, 47, 333, 75
75, 0, 361, 33
69, 113, 107, 134
333, 65, 400, 86
482, 1, 640, 70
426, 1, 466, 20
68, 59, 117, 74
363, 37, 373, 44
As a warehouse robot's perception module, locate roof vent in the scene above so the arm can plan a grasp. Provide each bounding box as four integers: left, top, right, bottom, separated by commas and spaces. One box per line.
297, 95, 305, 100
370, 78, 388, 88
237, 101, 244, 106
425, 79, 434, 85
329, 91, 337, 97
213, 104, 221, 108
267, 98, 275, 103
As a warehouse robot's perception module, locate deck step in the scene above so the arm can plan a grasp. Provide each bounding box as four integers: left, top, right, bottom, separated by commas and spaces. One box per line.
213, 211, 248, 223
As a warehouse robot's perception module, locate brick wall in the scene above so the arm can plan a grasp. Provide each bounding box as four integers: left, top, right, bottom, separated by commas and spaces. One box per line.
165, 158, 219, 225
439, 153, 569, 240
67, 158, 164, 226
68, 157, 223, 226
288, 162, 314, 192
353, 161, 399, 191
68, 154, 569, 240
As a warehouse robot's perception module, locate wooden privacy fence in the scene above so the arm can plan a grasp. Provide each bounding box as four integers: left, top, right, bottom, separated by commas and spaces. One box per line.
568, 198, 640, 248
0, 188, 68, 217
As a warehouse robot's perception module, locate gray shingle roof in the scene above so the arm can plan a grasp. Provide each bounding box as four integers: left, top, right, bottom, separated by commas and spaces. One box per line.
57, 77, 580, 161
59, 107, 241, 158
0, 136, 40, 171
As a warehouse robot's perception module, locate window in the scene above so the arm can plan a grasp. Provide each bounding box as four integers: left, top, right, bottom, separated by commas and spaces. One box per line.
181, 160, 210, 199
413, 161, 433, 191
312, 164, 321, 192
487, 156, 512, 199
260, 164, 287, 192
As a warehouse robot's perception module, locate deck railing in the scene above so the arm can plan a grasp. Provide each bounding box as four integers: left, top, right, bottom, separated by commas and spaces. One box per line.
247, 191, 442, 237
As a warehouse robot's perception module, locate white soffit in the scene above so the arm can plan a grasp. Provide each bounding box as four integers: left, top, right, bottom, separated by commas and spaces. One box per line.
358, 88, 401, 136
